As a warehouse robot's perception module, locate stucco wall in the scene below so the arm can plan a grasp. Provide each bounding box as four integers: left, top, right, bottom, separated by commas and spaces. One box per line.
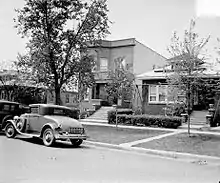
133, 41, 166, 75
110, 46, 134, 72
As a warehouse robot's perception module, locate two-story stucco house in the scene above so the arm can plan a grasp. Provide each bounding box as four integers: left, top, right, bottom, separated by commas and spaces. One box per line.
81, 38, 166, 110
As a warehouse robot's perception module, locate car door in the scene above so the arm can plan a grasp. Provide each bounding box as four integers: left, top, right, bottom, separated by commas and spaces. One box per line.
28, 106, 44, 134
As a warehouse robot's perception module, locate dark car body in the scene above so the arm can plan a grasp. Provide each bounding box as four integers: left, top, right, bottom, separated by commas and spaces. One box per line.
2, 104, 87, 147
0, 100, 22, 130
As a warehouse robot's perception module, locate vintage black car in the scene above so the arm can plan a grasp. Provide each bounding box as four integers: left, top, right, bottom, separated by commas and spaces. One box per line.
2, 104, 87, 147
0, 100, 23, 130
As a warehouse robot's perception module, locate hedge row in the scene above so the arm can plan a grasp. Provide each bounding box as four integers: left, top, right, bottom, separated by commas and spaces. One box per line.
108, 109, 133, 123
108, 110, 182, 129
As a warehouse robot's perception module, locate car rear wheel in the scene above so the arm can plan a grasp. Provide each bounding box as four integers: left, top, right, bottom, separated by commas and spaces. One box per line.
5, 124, 16, 138
70, 139, 83, 147
42, 128, 55, 147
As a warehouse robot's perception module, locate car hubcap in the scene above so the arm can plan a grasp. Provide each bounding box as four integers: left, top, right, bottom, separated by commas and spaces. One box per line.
7, 127, 14, 136
45, 131, 52, 143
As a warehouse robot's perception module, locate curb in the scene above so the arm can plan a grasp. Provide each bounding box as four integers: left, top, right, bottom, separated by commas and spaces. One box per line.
84, 140, 220, 166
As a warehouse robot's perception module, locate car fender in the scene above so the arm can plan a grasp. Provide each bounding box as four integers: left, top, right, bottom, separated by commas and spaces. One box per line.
2, 119, 18, 132
40, 123, 58, 138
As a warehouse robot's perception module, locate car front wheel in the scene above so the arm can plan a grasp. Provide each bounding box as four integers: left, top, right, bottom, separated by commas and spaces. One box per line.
5, 124, 16, 138
70, 139, 83, 147
42, 128, 55, 147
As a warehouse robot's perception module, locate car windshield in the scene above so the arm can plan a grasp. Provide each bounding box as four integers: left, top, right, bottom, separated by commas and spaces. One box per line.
46, 107, 75, 118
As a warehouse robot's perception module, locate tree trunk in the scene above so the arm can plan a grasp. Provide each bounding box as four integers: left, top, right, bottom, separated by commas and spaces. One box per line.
135, 84, 143, 114
187, 84, 191, 136
55, 86, 62, 105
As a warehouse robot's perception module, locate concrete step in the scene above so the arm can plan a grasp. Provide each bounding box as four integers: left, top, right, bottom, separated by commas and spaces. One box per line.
91, 112, 108, 115
85, 118, 107, 121
80, 118, 108, 123
178, 124, 206, 130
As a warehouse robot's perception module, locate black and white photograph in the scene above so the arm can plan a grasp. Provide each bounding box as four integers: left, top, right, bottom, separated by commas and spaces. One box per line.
0, 0, 220, 182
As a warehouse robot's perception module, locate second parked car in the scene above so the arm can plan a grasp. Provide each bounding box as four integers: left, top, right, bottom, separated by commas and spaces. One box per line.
0, 100, 22, 130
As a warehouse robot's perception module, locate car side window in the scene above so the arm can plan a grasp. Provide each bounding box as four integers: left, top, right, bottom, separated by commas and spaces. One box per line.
2, 104, 10, 111
11, 105, 16, 111
30, 107, 39, 114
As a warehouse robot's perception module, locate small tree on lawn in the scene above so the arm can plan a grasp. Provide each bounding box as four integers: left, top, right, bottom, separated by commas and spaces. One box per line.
15, 0, 110, 105
167, 20, 210, 135
105, 57, 135, 107
66, 54, 95, 112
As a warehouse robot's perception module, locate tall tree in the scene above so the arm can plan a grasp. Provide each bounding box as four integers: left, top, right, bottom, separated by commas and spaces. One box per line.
167, 20, 210, 134
15, 0, 110, 105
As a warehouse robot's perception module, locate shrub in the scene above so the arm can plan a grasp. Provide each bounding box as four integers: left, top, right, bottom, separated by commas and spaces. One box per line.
80, 109, 96, 119
165, 102, 186, 117
108, 108, 133, 124
109, 114, 182, 129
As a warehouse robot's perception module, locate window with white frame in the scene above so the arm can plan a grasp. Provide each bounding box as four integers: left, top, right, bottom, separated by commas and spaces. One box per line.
149, 85, 157, 102
148, 85, 185, 103
100, 58, 108, 71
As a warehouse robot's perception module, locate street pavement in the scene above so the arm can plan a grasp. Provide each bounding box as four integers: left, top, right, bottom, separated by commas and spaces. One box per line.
0, 135, 220, 183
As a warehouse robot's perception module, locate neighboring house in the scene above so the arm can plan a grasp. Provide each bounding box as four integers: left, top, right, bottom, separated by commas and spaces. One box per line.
82, 38, 166, 110
0, 69, 78, 108
136, 62, 220, 115
47, 90, 78, 108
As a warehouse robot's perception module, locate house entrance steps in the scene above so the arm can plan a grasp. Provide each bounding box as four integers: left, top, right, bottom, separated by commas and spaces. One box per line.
80, 106, 114, 123
178, 110, 209, 130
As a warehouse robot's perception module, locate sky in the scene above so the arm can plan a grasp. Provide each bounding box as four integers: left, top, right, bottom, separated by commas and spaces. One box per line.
1, 0, 220, 68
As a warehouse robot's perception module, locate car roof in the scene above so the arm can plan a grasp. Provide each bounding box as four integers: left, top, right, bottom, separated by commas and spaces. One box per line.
0, 100, 20, 105
29, 103, 72, 110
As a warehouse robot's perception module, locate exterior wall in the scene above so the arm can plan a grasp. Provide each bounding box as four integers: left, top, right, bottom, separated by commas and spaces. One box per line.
90, 40, 135, 82
87, 38, 167, 110
88, 39, 136, 107
47, 91, 78, 108
110, 45, 134, 73
133, 41, 166, 75
142, 79, 167, 115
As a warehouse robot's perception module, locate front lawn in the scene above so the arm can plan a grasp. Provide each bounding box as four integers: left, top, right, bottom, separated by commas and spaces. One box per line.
134, 133, 220, 157
84, 125, 169, 145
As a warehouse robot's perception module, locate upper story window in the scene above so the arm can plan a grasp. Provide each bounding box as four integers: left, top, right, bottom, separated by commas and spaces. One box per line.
100, 58, 108, 71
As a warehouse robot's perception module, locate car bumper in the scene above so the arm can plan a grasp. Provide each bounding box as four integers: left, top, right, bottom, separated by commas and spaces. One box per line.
55, 134, 87, 140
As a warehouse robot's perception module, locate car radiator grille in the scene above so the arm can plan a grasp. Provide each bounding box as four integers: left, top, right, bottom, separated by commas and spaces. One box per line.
69, 128, 84, 134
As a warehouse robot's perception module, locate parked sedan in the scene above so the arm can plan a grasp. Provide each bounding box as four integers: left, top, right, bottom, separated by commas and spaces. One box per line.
2, 104, 87, 147
0, 100, 22, 130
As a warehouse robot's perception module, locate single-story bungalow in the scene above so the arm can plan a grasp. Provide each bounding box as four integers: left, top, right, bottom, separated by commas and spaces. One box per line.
136, 62, 220, 115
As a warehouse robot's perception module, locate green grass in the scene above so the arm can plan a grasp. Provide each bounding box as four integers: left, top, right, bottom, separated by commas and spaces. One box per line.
83, 125, 169, 145
134, 133, 220, 157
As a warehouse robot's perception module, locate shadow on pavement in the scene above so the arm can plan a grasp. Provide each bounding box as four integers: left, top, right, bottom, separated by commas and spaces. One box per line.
20, 137, 89, 149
